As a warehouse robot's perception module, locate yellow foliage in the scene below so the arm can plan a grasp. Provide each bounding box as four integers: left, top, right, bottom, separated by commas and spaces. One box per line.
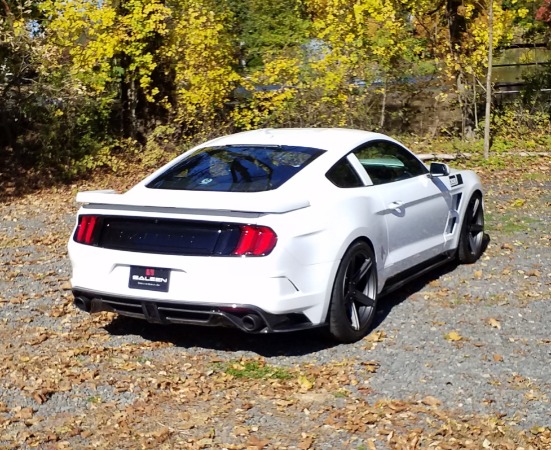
41, 0, 170, 97
165, 0, 238, 129
406, 1, 519, 80
32, 0, 531, 139
231, 56, 300, 130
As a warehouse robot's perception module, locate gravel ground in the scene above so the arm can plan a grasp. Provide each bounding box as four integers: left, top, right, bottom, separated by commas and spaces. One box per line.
0, 169, 550, 449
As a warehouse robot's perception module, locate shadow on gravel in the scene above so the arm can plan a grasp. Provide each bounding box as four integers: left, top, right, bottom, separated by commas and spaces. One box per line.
372, 261, 460, 330
102, 234, 492, 356
373, 232, 491, 327
103, 255, 488, 356
104, 318, 337, 357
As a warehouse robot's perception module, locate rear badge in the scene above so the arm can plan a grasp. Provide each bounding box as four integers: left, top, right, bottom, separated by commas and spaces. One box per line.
129, 266, 170, 292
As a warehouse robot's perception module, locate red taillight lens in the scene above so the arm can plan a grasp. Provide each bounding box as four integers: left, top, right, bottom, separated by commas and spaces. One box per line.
75, 215, 98, 245
233, 225, 277, 256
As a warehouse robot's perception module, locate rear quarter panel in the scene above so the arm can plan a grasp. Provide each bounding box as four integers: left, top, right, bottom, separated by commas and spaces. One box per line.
271, 179, 389, 316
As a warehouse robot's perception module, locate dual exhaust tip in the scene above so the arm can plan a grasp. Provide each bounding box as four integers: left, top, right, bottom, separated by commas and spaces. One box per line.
74, 296, 92, 312
241, 313, 264, 332
74, 295, 266, 332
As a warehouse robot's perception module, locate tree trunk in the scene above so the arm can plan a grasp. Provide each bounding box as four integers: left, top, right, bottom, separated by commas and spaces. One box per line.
129, 78, 138, 140
447, 0, 475, 139
379, 77, 387, 130
473, 73, 478, 130
484, 1, 494, 159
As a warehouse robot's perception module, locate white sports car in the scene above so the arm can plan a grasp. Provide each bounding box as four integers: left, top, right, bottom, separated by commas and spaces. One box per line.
68, 128, 484, 342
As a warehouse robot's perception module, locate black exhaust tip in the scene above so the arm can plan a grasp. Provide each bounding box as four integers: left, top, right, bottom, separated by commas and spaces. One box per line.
74, 296, 92, 312
242, 314, 264, 332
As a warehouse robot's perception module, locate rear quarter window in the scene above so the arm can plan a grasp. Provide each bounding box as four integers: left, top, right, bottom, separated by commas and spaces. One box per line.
326, 158, 364, 188
147, 145, 324, 192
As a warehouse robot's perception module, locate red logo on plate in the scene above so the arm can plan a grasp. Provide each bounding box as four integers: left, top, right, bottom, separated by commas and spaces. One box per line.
145, 268, 155, 276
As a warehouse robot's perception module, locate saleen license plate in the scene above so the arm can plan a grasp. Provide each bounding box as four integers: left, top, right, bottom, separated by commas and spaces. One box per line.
129, 266, 170, 292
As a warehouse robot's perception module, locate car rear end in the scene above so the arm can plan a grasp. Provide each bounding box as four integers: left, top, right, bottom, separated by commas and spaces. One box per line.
68, 142, 339, 333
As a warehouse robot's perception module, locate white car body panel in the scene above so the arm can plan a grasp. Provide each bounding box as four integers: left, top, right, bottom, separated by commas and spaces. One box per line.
68, 128, 483, 333
372, 175, 449, 276
76, 188, 311, 214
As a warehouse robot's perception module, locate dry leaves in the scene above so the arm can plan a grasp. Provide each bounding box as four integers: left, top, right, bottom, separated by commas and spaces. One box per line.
445, 330, 463, 342
1, 167, 550, 449
360, 361, 381, 374
420, 396, 442, 408
486, 317, 502, 330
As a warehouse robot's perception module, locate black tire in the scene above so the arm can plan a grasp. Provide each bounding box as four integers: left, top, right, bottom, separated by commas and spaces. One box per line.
458, 192, 485, 264
328, 241, 378, 343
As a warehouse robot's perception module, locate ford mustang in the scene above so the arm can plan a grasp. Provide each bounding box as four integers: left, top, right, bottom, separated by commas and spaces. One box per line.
68, 128, 484, 342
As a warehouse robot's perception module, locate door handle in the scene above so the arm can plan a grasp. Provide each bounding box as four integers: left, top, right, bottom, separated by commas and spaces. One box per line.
388, 201, 404, 210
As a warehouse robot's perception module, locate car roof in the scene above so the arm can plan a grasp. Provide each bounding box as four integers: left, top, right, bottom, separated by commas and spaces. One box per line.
198, 128, 394, 155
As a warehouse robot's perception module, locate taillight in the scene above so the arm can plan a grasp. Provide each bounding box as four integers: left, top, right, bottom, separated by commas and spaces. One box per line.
233, 225, 277, 256
75, 215, 99, 245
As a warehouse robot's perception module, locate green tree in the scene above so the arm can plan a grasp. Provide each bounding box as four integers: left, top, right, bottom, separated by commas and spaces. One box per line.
229, 0, 310, 70
1, 0, 39, 150
228, 0, 310, 129
401, 0, 524, 137
0, 0, 112, 182
163, 0, 238, 133
40, 0, 172, 141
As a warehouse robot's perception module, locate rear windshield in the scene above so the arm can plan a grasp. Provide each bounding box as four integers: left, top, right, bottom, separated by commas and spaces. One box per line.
147, 145, 324, 192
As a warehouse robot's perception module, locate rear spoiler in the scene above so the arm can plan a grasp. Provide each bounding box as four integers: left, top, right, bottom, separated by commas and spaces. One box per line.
76, 189, 310, 214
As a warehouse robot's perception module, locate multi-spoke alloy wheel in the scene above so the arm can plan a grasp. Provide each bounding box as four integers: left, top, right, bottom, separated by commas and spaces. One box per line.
458, 193, 485, 264
328, 241, 378, 343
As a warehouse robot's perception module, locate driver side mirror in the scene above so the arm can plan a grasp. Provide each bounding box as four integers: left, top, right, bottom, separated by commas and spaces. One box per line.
429, 162, 450, 177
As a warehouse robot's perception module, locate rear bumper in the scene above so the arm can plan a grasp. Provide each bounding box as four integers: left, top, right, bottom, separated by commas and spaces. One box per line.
68, 242, 339, 325
72, 289, 321, 333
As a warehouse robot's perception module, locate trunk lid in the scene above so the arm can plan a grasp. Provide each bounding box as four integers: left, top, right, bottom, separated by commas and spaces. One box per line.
76, 188, 309, 214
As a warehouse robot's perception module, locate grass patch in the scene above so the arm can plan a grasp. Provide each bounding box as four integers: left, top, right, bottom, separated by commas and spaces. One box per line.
334, 389, 350, 398
486, 212, 539, 234
521, 171, 550, 182
221, 360, 293, 380
473, 293, 511, 306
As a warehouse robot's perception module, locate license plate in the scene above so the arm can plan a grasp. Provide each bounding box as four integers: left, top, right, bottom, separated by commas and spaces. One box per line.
129, 266, 170, 292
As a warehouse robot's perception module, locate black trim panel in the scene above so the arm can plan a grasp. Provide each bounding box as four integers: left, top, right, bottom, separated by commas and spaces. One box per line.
72, 289, 317, 333
77, 216, 242, 256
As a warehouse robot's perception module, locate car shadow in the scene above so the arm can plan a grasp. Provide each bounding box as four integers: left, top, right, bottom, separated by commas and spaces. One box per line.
103, 234, 491, 357
372, 260, 459, 330
102, 261, 454, 357
104, 317, 336, 357
373, 232, 490, 330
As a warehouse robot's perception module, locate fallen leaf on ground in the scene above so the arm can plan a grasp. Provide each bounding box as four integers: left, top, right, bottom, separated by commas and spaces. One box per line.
360, 361, 380, 373
298, 436, 314, 450
445, 331, 463, 342
364, 330, 386, 343
298, 375, 313, 391
421, 396, 442, 407
246, 435, 270, 449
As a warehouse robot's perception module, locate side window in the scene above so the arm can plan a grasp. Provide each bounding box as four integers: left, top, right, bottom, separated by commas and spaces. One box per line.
354, 141, 428, 185
326, 157, 364, 188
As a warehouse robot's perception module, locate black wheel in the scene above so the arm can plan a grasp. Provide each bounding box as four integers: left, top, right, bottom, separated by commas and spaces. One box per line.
328, 241, 378, 343
458, 193, 485, 264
